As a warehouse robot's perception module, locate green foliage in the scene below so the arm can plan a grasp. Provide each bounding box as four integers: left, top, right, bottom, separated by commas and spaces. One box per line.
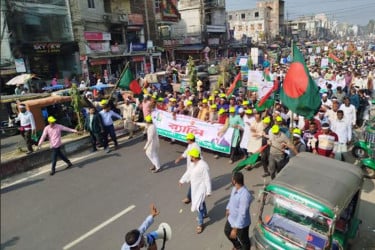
69, 83, 84, 131
187, 56, 197, 92
247, 56, 253, 70
217, 59, 230, 88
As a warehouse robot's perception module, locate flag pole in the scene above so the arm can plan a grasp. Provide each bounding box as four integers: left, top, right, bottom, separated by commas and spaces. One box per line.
107, 61, 130, 102
290, 40, 294, 138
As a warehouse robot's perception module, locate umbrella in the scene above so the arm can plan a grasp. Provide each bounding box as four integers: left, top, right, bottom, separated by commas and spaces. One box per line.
6, 74, 37, 86
233, 144, 269, 173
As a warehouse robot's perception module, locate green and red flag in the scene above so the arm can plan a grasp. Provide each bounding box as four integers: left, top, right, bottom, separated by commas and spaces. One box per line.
119, 68, 142, 94
226, 72, 242, 97
328, 52, 341, 64
233, 144, 269, 173
257, 79, 279, 107
280, 44, 321, 119
263, 67, 271, 82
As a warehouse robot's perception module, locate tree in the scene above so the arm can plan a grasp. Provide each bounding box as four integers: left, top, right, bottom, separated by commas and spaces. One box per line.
187, 56, 197, 92
217, 58, 230, 89
69, 83, 84, 131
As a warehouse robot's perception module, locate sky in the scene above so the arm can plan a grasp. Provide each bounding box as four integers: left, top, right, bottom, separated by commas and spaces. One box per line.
226, 0, 375, 26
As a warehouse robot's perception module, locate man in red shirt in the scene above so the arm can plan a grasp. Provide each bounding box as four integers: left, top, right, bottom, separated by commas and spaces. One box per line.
312, 123, 338, 158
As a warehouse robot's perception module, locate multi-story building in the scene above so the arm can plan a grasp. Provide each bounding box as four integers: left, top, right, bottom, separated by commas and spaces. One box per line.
286, 13, 331, 40
227, 0, 284, 46
166, 0, 227, 62
4, 0, 78, 83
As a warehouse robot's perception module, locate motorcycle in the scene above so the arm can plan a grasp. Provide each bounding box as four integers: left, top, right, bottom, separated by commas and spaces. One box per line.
352, 119, 375, 178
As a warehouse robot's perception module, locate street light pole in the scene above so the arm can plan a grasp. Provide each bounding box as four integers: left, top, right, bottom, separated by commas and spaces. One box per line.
144, 0, 154, 73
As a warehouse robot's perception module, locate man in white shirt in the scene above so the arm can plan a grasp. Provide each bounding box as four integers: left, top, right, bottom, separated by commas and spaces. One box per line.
15, 104, 36, 154
339, 96, 357, 127
119, 97, 136, 139
331, 110, 352, 161
99, 100, 123, 152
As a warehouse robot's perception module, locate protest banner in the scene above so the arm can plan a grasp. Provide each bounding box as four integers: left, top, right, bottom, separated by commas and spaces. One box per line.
152, 110, 234, 154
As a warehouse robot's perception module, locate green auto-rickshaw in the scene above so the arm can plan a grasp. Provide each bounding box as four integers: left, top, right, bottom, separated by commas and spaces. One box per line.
253, 152, 363, 249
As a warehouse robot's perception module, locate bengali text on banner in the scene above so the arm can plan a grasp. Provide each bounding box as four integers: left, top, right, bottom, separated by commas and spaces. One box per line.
151, 110, 234, 154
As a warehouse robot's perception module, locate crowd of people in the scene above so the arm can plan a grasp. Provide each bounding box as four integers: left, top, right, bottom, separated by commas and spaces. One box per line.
13, 39, 375, 249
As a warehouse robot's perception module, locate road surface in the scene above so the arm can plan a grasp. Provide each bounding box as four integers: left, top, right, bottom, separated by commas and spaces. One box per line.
1, 135, 374, 250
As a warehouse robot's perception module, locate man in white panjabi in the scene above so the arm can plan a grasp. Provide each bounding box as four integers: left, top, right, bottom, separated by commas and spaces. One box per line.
179, 148, 212, 234
144, 115, 161, 173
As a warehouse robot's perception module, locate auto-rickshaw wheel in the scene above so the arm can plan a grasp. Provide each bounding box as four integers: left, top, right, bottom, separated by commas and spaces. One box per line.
352, 146, 368, 158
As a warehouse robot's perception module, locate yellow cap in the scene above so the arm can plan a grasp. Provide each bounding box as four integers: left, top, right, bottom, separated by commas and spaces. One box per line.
47, 116, 56, 123
208, 96, 214, 101
214, 90, 219, 94
218, 108, 226, 115
293, 128, 302, 135
186, 133, 195, 140
170, 98, 176, 102
188, 148, 200, 158
152, 95, 157, 99
229, 107, 236, 113
271, 125, 280, 134
211, 104, 217, 109
245, 109, 253, 115
186, 100, 192, 106
262, 116, 271, 124
242, 100, 249, 105
219, 93, 226, 98
144, 115, 152, 123
202, 99, 208, 104
157, 97, 164, 102
275, 116, 283, 122
100, 99, 108, 106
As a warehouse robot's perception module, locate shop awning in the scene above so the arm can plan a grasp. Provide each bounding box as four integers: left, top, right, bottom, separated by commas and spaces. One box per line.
175, 44, 204, 53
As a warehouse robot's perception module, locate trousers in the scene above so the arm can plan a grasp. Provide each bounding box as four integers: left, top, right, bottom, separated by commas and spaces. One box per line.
224, 220, 250, 250
51, 147, 71, 172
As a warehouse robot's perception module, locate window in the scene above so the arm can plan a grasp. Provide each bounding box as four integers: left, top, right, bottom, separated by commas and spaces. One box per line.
255, 12, 259, 18
88, 0, 95, 9
241, 13, 245, 19
155, 0, 161, 12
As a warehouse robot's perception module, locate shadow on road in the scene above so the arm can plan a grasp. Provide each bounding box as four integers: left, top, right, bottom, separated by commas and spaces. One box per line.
212, 173, 232, 191
74, 152, 121, 169
206, 195, 230, 227
1, 236, 20, 250
1, 179, 44, 195
161, 159, 184, 170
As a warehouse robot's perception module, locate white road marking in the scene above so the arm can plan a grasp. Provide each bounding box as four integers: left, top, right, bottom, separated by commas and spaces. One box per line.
62, 205, 136, 250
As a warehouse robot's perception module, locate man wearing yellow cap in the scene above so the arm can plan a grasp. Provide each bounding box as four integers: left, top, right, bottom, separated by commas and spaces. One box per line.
218, 106, 244, 164
38, 116, 78, 175
265, 125, 298, 179
179, 148, 211, 234
239, 109, 254, 160
208, 104, 218, 123
175, 133, 202, 204
197, 99, 209, 121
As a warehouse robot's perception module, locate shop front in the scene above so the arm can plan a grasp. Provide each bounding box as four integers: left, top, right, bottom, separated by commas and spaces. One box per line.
19, 42, 79, 80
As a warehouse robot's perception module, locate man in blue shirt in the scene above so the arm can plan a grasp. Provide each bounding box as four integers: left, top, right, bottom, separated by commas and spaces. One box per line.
224, 172, 253, 250
99, 100, 123, 153
121, 204, 159, 250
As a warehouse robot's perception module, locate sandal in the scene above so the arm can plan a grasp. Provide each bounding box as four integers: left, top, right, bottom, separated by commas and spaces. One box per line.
196, 225, 203, 234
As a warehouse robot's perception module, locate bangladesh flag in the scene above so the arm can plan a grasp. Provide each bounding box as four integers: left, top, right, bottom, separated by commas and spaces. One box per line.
280, 44, 321, 119
119, 68, 142, 94
328, 52, 340, 64
226, 72, 242, 97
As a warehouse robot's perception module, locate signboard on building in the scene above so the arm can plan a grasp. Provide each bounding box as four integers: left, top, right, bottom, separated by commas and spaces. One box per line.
33, 43, 61, 54
128, 14, 144, 25
89, 59, 111, 66
86, 42, 111, 53
208, 38, 220, 45
206, 25, 226, 33
161, 0, 180, 22
15, 58, 26, 73
84, 32, 111, 41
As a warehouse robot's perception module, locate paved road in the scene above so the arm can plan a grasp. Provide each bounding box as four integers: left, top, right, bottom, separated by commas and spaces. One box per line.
1, 135, 375, 250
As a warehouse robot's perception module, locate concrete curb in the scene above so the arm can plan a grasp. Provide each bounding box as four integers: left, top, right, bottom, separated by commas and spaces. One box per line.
0, 127, 141, 179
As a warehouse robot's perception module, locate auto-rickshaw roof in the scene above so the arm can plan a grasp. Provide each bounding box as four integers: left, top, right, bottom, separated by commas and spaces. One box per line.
266, 152, 363, 215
